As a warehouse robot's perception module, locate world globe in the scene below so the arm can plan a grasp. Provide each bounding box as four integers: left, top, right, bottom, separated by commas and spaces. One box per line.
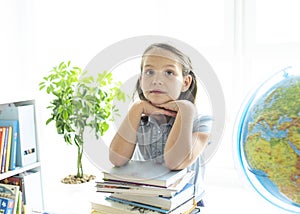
235, 67, 300, 213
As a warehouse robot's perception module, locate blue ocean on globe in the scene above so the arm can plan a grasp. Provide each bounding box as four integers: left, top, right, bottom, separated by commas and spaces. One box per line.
236, 68, 300, 213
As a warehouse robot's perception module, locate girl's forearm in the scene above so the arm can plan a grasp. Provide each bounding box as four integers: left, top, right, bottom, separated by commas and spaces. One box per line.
109, 102, 143, 166
164, 112, 194, 169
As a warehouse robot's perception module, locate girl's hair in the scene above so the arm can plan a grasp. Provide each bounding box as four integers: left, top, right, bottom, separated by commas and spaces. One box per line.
135, 43, 198, 103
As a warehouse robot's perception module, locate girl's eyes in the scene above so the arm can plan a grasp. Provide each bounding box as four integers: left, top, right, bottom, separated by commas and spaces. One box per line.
165, 70, 174, 76
144, 69, 175, 76
144, 70, 154, 76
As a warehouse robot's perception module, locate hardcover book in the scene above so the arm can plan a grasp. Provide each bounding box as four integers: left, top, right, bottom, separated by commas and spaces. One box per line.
103, 160, 187, 188
0, 120, 19, 171
91, 196, 196, 214
0, 197, 14, 214
96, 180, 177, 197
0, 183, 19, 214
111, 183, 194, 210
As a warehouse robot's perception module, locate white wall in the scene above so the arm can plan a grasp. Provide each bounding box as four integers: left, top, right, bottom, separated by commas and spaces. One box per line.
1, 0, 300, 213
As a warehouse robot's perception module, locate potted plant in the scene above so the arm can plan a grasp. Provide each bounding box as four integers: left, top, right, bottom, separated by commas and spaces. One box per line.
39, 61, 125, 184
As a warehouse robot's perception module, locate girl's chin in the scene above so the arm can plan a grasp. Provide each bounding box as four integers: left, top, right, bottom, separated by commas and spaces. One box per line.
149, 99, 171, 106
146, 95, 174, 105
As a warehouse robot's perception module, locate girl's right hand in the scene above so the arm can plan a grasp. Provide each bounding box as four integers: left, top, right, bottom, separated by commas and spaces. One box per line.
134, 100, 177, 118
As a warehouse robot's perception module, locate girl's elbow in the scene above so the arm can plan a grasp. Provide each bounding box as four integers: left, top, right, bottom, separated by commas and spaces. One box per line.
164, 153, 193, 170
164, 158, 186, 170
109, 152, 129, 167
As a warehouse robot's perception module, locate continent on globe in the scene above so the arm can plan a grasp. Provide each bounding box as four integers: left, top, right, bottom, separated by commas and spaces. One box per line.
243, 75, 300, 206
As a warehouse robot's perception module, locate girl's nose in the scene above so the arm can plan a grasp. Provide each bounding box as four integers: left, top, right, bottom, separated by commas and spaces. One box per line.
152, 74, 163, 85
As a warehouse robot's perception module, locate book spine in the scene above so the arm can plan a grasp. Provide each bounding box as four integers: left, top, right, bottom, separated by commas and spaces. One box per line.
1, 127, 9, 173
0, 127, 5, 172
9, 122, 18, 171
107, 196, 168, 214
0, 121, 19, 171
5, 127, 12, 172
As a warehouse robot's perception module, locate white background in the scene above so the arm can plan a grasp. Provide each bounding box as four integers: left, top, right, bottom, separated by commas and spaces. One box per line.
1, 0, 300, 213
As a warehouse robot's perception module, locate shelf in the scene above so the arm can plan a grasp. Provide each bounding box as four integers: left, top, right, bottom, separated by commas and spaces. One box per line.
0, 161, 41, 180
0, 99, 44, 212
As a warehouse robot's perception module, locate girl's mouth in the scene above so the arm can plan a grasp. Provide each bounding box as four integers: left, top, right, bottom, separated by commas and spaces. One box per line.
150, 90, 165, 94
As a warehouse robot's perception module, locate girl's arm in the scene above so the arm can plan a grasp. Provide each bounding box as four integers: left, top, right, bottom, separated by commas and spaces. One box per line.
158, 100, 210, 170
109, 101, 176, 167
109, 103, 141, 167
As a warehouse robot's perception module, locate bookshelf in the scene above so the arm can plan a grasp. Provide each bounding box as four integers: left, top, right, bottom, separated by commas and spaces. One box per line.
0, 99, 44, 212
0, 162, 41, 181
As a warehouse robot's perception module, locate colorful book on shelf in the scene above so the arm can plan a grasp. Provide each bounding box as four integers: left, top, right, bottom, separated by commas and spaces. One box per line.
1, 175, 25, 199
110, 183, 194, 211
0, 197, 14, 214
16, 190, 22, 214
0, 126, 13, 173
0, 183, 20, 214
103, 160, 187, 188
91, 196, 196, 214
0, 127, 6, 171
4, 126, 13, 173
1, 175, 24, 188
1, 126, 9, 173
1, 172, 42, 213
0, 120, 19, 171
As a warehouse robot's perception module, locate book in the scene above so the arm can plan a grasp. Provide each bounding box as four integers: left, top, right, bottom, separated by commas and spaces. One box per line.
97, 170, 195, 197
103, 160, 187, 188
0, 197, 14, 214
111, 183, 194, 210
91, 196, 196, 214
1, 126, 11, 173
5, 126, 12, 172
0, 120, 19, 171
96, 180, 177, 197
1, 175, 25, 211
164, 170, 195, 192
0, 183, 20, 214
16, 191, 22, 214
1, 176, 24, 193
0, 127, 6, 172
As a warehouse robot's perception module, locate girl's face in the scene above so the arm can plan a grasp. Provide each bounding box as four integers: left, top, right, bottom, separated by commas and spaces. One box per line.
140, 48, 192, 105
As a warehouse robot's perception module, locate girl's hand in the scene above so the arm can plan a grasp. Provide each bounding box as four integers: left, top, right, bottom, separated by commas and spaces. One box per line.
135, 100, 177, 117
156, 100, 196, 116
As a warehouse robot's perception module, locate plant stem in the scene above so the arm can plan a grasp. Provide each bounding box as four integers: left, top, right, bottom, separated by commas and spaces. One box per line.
77, 143, 83, 178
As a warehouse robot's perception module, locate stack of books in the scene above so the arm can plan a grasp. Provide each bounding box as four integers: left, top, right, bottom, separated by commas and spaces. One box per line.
91, 160, 197, 214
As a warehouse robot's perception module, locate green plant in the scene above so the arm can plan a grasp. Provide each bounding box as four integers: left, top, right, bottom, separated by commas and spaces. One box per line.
39, 61, 125, 180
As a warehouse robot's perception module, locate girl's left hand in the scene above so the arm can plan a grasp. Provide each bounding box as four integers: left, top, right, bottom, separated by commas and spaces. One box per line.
156, 100, 196, 116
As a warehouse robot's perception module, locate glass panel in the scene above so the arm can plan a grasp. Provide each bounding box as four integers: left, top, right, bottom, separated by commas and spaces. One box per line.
168, 0, 226, 46
256, 0, 300, 44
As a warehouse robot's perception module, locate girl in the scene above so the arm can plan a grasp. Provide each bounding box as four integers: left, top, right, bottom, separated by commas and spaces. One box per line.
109, 43, 212, 206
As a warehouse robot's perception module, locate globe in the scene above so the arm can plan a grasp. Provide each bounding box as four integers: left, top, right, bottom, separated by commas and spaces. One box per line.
235, 67, 300, 213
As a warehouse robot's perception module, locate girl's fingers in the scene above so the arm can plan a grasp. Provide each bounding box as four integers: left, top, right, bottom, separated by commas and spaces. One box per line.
162, 109, 177, 117
150, 108, 177, 117
157, 102, 179, 112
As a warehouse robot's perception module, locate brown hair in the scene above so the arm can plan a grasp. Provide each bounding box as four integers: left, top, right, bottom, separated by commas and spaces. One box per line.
135, 43, 197, 103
